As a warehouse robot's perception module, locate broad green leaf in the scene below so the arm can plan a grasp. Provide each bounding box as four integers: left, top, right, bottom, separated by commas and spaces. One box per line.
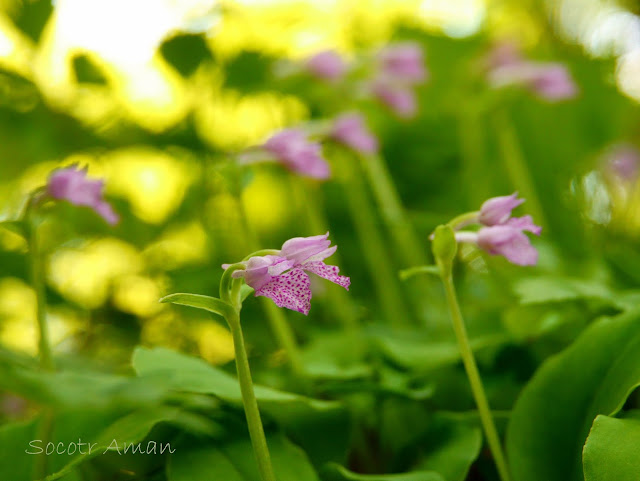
414, 413, 482, 481
160, 292, 234, 319
132, 347, 345, 425
0, 362, 168, 409
582, 412, 640, 481
322, 464, 446, 481
507, 308, 640, 481
0, 418, 39, 481
168, 433, 319, 481
513, 276, 626, 309
374, 332, 509, 371
45, 407, 184, 481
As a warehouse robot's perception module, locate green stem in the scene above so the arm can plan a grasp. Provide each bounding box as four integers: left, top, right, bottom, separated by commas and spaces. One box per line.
26, 208, 55, 481
225, 309, 277, 481
27, 221, 53, 371
439, 272, 511, 481
494, 109, 547, 231
458, 108, 490, 207
235, 193, 305, 378
359, 152, 426, 266
340, 152, 409, 325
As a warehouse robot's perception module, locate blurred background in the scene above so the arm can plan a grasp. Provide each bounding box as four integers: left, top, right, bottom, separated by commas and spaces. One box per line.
1, 0, 640, 423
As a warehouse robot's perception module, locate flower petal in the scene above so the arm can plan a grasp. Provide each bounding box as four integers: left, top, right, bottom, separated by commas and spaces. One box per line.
255, 268, 312, 315
303, 261, 351, 290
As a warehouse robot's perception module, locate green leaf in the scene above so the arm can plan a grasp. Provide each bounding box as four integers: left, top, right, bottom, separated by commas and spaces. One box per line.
582, 412, 640, 481
168, 433, 319, 481
374, 331, 509, 371
45, 407, 183, 481
0, 418, 39, 481
322, 464, 446, 481
160, 292, 234, 319
506, 308, 640, 481
513, 276, 626, 309
399, 265, 440, 281
132, 347, 345, 426
0, 361, 168, 409
414, 413, 482, 481
431, 225, 456, 275
0, 219, 27, 238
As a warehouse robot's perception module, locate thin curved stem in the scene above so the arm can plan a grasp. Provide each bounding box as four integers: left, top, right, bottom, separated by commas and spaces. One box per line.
225, 310, 276, 481
440, 272, 512, 481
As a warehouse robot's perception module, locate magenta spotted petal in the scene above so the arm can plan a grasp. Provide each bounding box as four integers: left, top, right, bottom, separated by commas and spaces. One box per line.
255, 268, 312, 314
47, 165, 119, 225
303, 261, 350, 290
225, 232, 350, 315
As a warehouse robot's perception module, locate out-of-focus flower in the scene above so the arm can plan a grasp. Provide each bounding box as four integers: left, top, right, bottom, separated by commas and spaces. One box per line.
372, 81, 417, 118
378, 43, 427, 84
449, 193, 541, 265
226, 232, 350, 315
305, 50, 347, 81
46, 165, 119, 225
262, 129, 330, 180
485, 42, 577, 102
476, 225, 538, 266
605, 144, 640, 182
331, 112, 379, 154
479, 192, 525, 226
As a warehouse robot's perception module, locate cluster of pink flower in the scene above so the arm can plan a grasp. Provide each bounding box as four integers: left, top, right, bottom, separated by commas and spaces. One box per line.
485, 42, 577, 101
305, 43, 428, 117
241, 112, 378, 180
40, 40, 566, 316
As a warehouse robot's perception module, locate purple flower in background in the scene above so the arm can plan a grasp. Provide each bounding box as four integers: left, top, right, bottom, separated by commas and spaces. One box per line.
606, 144, 640, 181
263, 129, 330, 180
47, 165, 119, 225
478, 192, 525, 226
378, 42, 427, 83
484, 42, 523, 70
331, 113, 379, 154
528, 63, 577, 101
372, 81, 417, 118
227, 232, 350, 315
488, 59, 577, 102
305, 50, 347, 81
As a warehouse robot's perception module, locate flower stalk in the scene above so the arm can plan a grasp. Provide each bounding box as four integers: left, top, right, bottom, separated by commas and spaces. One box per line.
225, 308, 277, 481
432, 225, 511, 481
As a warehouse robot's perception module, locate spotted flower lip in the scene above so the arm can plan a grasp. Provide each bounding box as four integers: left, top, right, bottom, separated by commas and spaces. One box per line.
331, 113, 379, 154
305, 50, 347, 81
225, 233, 350, 315
46, 165, 119, 225
262, 129, 331, 180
